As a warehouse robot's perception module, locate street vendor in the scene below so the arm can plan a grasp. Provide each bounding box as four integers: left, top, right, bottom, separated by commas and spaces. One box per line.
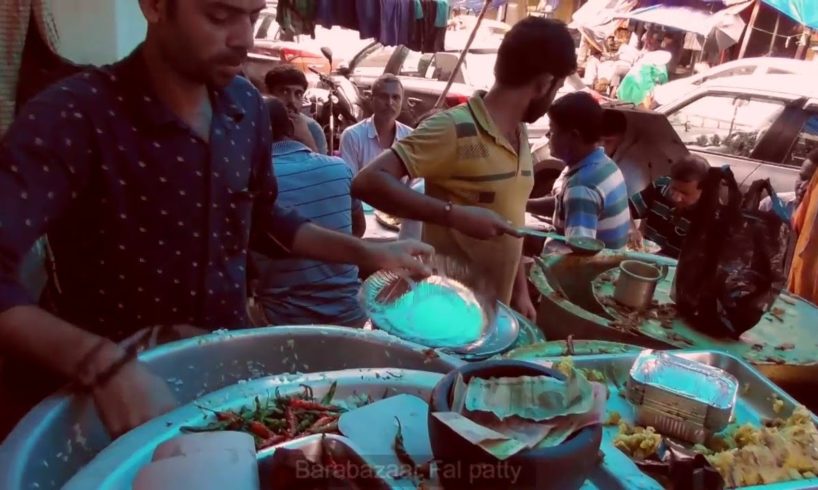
0, 0, 432, 441
352, 18, 578, 322
628, 154, 710, 258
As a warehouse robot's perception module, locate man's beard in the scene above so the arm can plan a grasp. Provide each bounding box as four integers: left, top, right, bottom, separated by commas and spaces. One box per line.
522, 93, 552, 124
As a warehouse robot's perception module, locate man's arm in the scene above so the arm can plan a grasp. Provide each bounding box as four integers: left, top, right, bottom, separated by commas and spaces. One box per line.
251, 98, 431, 275
352, 113, 517, 240
351, 198, 367, 238
291, 113, 319, 152
0, 88, 103, 374
306, 116, 328, 155
527, 196, 556, 216
352, 150, 449, 223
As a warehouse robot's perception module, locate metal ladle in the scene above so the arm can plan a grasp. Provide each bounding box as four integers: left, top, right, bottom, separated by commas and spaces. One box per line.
517, 227, 605, 256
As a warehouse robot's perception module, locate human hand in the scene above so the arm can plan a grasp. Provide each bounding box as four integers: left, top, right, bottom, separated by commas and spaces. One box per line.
289, 112, 318, 151
450, 205, 519, 240
512, 291, 537, 323
362, 240, 435, 276
627, 228, 645, 251
93, 359, 177, 438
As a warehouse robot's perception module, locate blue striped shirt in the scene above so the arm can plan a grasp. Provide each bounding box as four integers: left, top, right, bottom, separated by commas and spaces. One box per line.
554, 148, 630, 249
253, 140, 365, 326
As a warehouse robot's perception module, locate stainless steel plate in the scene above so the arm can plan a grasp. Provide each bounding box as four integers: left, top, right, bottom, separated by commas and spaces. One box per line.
360, 267, 495, 352
364, 302, 520, 360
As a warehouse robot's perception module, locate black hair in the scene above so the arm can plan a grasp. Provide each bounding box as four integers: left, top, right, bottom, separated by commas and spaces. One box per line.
495, 17, 576, 87
264, 64, 308, 92
547, 92, 603, 144
265, 97, 293, 140
601, 109, 627, 137
372, 73, 403, 95
670, 155, 710, 183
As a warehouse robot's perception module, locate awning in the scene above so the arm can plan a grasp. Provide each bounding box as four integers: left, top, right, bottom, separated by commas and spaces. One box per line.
762, 0, 818, 29
616, 4, 748, 50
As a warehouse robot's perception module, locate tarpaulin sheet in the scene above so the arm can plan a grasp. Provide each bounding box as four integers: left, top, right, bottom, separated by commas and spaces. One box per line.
762, 0, 818, 29
616, 4, 747, 49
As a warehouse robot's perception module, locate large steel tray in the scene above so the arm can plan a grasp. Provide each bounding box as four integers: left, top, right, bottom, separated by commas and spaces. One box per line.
62, 368, 443, 489
530, 350, 818, 490
61, 366, 666, 490
0, 327, 463, 490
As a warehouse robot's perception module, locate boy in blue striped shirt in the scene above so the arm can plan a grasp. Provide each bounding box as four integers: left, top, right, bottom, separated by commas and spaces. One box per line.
548, 93, 630, 250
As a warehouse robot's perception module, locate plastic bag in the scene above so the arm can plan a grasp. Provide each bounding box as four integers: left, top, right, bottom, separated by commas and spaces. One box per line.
674, 167, 790, 338
616, 63, 669, 105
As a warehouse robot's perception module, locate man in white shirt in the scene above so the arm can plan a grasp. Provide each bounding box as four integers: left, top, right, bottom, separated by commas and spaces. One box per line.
340, 74, 412, 175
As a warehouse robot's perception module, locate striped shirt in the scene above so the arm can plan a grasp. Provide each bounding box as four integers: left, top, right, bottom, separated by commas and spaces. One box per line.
554, 148, 630, 249
629, 176, 695, 258
253, 140, 365, 327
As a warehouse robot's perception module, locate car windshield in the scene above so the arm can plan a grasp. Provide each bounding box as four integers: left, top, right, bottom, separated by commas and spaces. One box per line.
464, 53, 498, 89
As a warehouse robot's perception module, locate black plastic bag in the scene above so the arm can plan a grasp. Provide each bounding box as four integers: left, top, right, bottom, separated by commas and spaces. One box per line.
674, 167, 790, 338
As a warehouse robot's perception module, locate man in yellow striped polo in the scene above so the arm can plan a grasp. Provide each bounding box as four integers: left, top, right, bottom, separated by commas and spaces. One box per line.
352, 18, 577, 320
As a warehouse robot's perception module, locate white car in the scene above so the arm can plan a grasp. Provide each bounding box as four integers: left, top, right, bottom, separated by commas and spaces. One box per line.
653, 57, 818, 107
655, 74, 818, 193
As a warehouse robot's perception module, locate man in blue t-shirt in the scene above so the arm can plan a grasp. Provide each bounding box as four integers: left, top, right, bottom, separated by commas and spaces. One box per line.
252, 99, 367, 327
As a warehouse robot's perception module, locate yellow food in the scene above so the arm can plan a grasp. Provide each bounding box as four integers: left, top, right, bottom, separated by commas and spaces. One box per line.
556, 357, 605, 382
705, 406, 818, 488
772, 396, 784, 414
556, 357, 575, 379
605, 411, 621, 426
613, 421, 663, 460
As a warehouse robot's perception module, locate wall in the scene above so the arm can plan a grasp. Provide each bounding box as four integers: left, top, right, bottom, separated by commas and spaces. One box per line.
49, 0, 145, 65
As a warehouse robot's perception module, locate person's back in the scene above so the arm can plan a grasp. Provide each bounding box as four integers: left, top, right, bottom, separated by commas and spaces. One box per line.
548, 92, 630, 249
562, 151, 630, 248
254, 101, 364, 327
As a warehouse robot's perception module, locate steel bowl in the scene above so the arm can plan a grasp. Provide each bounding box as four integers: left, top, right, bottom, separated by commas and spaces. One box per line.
0, 326, 464, 490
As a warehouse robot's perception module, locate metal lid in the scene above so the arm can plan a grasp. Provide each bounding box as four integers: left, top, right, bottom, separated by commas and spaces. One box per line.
359, 255, 499, 353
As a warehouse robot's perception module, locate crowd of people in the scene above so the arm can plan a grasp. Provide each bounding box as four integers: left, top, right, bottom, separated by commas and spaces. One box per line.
0, 0, 816, 444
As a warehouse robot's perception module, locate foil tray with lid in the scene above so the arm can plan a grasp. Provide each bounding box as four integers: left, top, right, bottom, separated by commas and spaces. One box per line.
626, 350, 739, 444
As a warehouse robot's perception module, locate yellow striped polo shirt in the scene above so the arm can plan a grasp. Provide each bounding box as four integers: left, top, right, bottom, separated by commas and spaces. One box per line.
392, 94, 534, 303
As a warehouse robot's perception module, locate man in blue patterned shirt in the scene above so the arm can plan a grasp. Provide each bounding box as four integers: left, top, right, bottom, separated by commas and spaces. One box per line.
0, 0, 431, 440
548, 93, 630, 249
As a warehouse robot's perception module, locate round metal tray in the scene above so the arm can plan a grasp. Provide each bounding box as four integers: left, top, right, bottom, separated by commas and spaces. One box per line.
502, 339, 644, 362
62, 368, 443, 489
0, 327, 464, 490
364, 302, 520, 360
359, 267, 497, 353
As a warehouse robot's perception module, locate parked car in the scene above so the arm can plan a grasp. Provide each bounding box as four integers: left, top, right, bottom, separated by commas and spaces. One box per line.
655, 74, 816, 193
653, 57, 818, 107
530, 73, 817, 201
341, 41, 602, 137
